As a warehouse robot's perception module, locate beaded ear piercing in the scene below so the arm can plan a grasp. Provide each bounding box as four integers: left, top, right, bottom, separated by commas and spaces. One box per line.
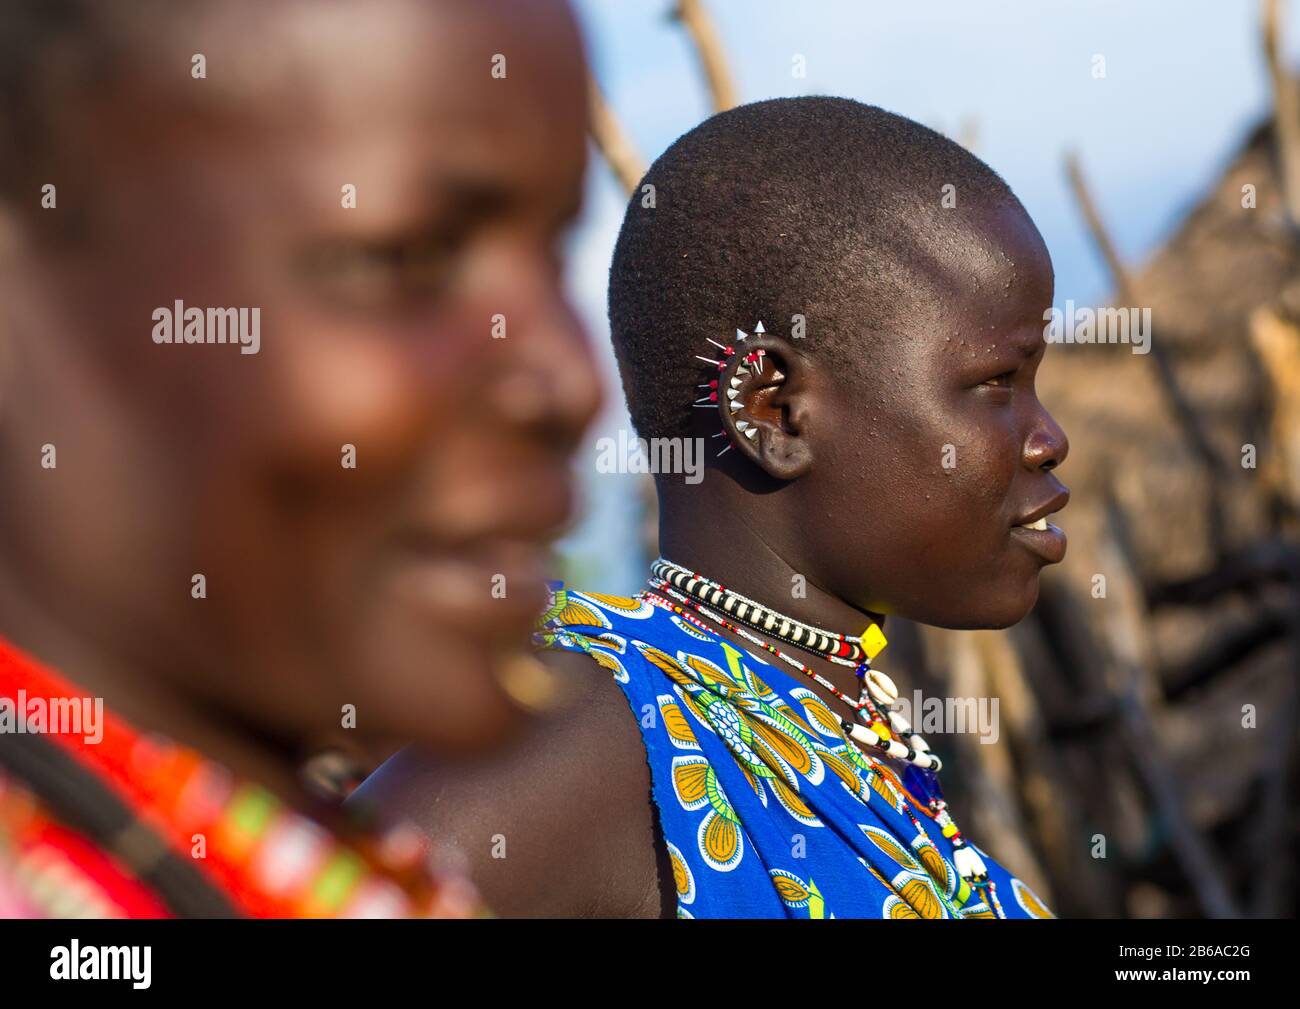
693, 322, 767, 457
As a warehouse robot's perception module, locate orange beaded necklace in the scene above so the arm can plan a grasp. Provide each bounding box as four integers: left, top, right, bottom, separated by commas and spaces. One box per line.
0, 635, 485, 918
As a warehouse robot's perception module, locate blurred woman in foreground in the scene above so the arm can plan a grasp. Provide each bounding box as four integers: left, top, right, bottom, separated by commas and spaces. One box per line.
0, 0, 598, 917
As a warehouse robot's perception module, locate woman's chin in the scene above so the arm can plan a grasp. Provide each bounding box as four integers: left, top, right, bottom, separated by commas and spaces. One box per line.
387, 675, 531, 756
978, 579, 1041, 629
907, 577, 1041, 631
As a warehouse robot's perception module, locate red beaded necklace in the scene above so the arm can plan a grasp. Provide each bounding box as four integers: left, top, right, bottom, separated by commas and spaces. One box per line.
0, 635, 485, 918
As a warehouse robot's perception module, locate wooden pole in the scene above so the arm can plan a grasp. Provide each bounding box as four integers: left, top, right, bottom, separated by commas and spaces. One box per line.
1064, 151, 1231, 555
1262, 0, 1300, 229
587, 72, 646, 195
670, 0, 739, 113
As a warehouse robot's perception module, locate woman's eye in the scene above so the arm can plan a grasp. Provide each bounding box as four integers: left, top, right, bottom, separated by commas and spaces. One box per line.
303, 235, 457, 309
303, 243, 399, 304
396, 238, 455, 295
981, 370, 1017, 388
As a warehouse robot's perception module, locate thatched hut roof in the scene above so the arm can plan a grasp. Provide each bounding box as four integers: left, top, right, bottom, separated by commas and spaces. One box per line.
1017, 120, 1300, 917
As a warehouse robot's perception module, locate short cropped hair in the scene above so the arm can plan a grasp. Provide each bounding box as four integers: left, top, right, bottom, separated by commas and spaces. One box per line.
608, 97, 1018, 441
0, 0, 179, 196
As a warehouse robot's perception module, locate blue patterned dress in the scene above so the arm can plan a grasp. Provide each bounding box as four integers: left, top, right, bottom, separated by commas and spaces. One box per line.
535, 584, 1055, 919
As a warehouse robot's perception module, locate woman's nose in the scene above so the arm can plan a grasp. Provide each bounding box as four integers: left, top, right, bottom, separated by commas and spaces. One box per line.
1024, 409, 1068, 472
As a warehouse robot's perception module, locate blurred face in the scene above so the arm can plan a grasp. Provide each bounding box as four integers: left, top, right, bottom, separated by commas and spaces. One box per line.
810, 200, 1069, 628
0, 0, 600, 749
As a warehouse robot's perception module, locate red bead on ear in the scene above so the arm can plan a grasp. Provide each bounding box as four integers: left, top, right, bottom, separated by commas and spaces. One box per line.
692, 323, 769, 456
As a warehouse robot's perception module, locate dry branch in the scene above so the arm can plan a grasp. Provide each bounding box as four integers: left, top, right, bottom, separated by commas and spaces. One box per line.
1262, 0, 1300, 229
587, 72, 646, 196
670, 0, 738, 113
1096, 494, 1243, 918
1250, 305, 1300, 507
1064, 152, 1231, 554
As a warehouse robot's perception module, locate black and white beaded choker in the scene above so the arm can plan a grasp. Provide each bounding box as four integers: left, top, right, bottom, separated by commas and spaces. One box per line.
650, 556, 888, 666
645, 557, 993, 886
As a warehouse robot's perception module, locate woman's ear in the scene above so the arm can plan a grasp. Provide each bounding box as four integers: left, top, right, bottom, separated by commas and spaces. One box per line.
717, 332, 814, 479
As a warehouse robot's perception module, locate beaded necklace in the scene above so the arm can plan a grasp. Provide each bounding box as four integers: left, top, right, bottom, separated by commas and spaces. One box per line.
0, 635, 485, 918
646, 578, 938, 769
640, 573, 997, 898
652, 556, 888, 666
647, 581, 865, 711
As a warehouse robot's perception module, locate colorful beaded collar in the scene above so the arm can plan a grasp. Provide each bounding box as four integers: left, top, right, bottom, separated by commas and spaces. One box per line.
0, 635, 484, 918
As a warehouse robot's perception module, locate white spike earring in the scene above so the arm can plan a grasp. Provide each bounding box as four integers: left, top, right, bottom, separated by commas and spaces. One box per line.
730, 322, 766, 442
735, 321, 766, 375
693, 322, 766, 456
693, 339, 735, 455
694, 331, 743, 455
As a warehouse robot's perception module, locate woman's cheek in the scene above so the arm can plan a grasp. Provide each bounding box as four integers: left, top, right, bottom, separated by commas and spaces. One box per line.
267, 333, 436, 479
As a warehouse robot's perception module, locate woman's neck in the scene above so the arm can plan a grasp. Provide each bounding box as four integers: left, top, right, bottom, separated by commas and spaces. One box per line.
657, 504, 883, 712
0, 563, 314, 808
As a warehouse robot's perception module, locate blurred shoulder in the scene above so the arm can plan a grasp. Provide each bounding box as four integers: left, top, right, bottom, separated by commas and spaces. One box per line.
348, 641, 668, 916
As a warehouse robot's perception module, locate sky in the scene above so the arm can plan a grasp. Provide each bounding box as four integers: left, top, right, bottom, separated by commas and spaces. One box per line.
557, 0, 1299, 591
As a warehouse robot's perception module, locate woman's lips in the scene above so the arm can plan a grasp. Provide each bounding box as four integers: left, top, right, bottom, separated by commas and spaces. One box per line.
1010, 520, 1067, 564
388, 538, 553, 637
386, 471, 575, 636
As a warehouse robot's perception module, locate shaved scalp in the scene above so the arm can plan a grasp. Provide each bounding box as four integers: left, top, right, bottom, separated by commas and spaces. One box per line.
608, 96, 1021, 441
0, 1, 136, 194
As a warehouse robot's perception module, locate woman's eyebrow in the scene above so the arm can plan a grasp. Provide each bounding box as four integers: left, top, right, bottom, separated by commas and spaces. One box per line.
429, 168, 582, 234
437, 174, 516, 219
1011, 330, 1047, 357
972, 331, 1043, 362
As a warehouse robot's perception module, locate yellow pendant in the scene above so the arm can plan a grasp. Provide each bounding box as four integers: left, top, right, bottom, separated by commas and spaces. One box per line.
859, 623, 888, 660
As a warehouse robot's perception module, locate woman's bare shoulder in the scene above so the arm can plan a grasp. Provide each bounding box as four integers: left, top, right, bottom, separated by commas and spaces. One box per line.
346, 647, 672, 917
